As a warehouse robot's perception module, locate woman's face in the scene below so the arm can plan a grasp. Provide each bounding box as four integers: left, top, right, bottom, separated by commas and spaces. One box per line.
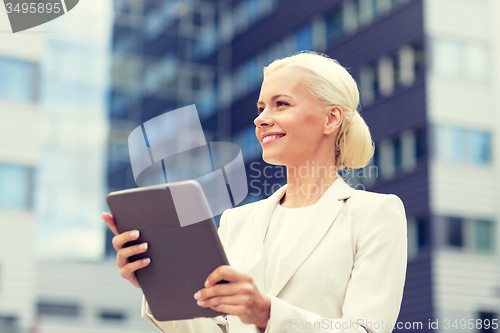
254, 65, 335, 167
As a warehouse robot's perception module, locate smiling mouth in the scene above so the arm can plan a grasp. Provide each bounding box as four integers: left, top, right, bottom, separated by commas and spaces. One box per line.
262, 134, 286, 145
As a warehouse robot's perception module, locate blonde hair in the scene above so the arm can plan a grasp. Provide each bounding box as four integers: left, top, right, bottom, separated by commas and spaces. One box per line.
263, 50, 374, 171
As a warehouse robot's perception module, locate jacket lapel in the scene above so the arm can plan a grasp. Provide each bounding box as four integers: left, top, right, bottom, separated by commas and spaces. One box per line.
250, 176, 354, 297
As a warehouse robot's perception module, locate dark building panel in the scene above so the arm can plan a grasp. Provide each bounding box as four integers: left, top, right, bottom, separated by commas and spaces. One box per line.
363, 79, 427, 141
372, 161, 429, 216
328, 0, 424, 67
230, 88, 261, 135
396, 254, 434, 333
231, 0, 343, 65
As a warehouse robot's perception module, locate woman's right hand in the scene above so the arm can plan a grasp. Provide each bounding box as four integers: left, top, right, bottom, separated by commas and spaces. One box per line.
102, 212, 151, 288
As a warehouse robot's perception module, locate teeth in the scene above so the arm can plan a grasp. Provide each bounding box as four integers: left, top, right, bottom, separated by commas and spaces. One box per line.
263, 134, 284, 143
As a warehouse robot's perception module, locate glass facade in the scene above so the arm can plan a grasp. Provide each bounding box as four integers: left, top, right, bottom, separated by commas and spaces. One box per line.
0, 57, 37, 102
474, 219, 494, 252
432, 38, 489, 81
0, 163, 32, 210
435, 125, 491, 164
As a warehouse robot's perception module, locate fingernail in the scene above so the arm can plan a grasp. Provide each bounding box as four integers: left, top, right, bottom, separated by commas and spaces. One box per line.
197, 300, 205, 306
143, 258, 150, 265
130, 230, 139, 238
204, 280, 209, 287
139, 242, 148, 250
194, 291, 201, 300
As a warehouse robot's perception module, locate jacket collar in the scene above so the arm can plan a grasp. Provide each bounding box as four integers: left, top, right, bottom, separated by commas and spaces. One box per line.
251, 175, 355, 297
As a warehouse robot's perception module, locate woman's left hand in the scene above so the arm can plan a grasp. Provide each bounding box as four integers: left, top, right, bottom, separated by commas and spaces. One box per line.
194, 265, 271, 330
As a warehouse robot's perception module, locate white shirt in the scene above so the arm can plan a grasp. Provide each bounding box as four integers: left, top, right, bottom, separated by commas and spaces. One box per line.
263, 201, 318, 293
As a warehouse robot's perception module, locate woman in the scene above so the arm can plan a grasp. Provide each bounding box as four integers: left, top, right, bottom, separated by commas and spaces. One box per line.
103, 51, 407, 333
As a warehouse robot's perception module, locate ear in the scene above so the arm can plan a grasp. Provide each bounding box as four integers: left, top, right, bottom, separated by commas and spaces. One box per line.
323, 105, 343, 136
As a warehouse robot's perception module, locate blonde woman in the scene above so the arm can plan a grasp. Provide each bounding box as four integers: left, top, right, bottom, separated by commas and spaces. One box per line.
103, 50, 407, 333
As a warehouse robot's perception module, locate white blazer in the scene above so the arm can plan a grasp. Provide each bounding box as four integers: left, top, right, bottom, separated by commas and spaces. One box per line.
141, 176, 407, 333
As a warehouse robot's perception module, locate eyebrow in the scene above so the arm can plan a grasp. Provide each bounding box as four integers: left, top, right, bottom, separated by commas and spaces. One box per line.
256, 94, 293, 106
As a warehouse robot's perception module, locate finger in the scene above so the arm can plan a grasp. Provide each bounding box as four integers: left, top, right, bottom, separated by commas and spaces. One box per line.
195, 281, 245, 301
117, 242, 148, 268
208, 304, 246, 317
197, 293, 248, 308
119, 257, 151, 281
205, 265, 251, 287
102, 212, 120, 236
112, 230, 140, 252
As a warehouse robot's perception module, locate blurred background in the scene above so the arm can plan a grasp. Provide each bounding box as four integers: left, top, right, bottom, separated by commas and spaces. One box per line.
0, 0, 499, 332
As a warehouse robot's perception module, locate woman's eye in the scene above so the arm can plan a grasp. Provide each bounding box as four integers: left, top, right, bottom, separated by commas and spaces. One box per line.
276, 101, 288, 107
256, 108, 264, 115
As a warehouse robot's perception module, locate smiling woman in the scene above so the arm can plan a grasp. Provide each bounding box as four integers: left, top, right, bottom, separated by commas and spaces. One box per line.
103, 50, 407, 333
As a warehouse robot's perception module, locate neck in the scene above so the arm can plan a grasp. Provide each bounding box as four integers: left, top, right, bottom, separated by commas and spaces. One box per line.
280, 159, 338, 208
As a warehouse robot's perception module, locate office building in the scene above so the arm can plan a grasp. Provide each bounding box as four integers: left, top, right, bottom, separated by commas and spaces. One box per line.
108, 1, 500, 330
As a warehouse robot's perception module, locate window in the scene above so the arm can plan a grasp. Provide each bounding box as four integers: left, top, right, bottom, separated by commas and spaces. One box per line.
376, 0, 392, 14
197, 84, 217, 119
358, 0, 376, 26
233, 66, 247, 99
470, 129, 491, 163
413, 42, 425, 74
99, 309, 127, 322
435, 125, 491, 164
343, 0, 359, 34
294, 24, 313, 52
232, 0, 278, 37
0, 56, 38, 102
432, 38, 460, 77
218, 73, 233, 107
0, 163, 32, 210
110, 92, 132, 118
473, 219, 494, 252
463, 42, 488, 81
326, 6, 343, 42
408, 216, 430, 258
38, 302, 81, 317
0, 316, 19, 333
415, 128, 427, 160
144, 5, 165, 41
219, 10, 233, 43
432, 38, 488, 81
478, 311, 497, 333
244, 57, 260, 91
378, 56, 395, 96
443, 216, 495, 253
312, 17, 327, 51
246, 0, 260, 26
393, 136, 402, 170
398, 45, 415, 86
233, 1, 249, 34
112, 56, 141, 90
401, 129, 416, 172
142, 56, 178, 95
446, 217, 463, 247
359, 63, 377, 105
379, 138, 395, 179
113, 33, 134, 54
417, 217, 430, 252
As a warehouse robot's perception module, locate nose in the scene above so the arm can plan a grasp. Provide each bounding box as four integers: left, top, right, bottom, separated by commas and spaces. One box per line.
254, 107, 274, 128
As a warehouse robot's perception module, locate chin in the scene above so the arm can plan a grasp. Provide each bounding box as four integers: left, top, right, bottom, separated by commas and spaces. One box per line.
262, 155, 285, 166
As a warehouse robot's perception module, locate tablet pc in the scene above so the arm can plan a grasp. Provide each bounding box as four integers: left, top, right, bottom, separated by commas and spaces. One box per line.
106, 180, 229, 321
